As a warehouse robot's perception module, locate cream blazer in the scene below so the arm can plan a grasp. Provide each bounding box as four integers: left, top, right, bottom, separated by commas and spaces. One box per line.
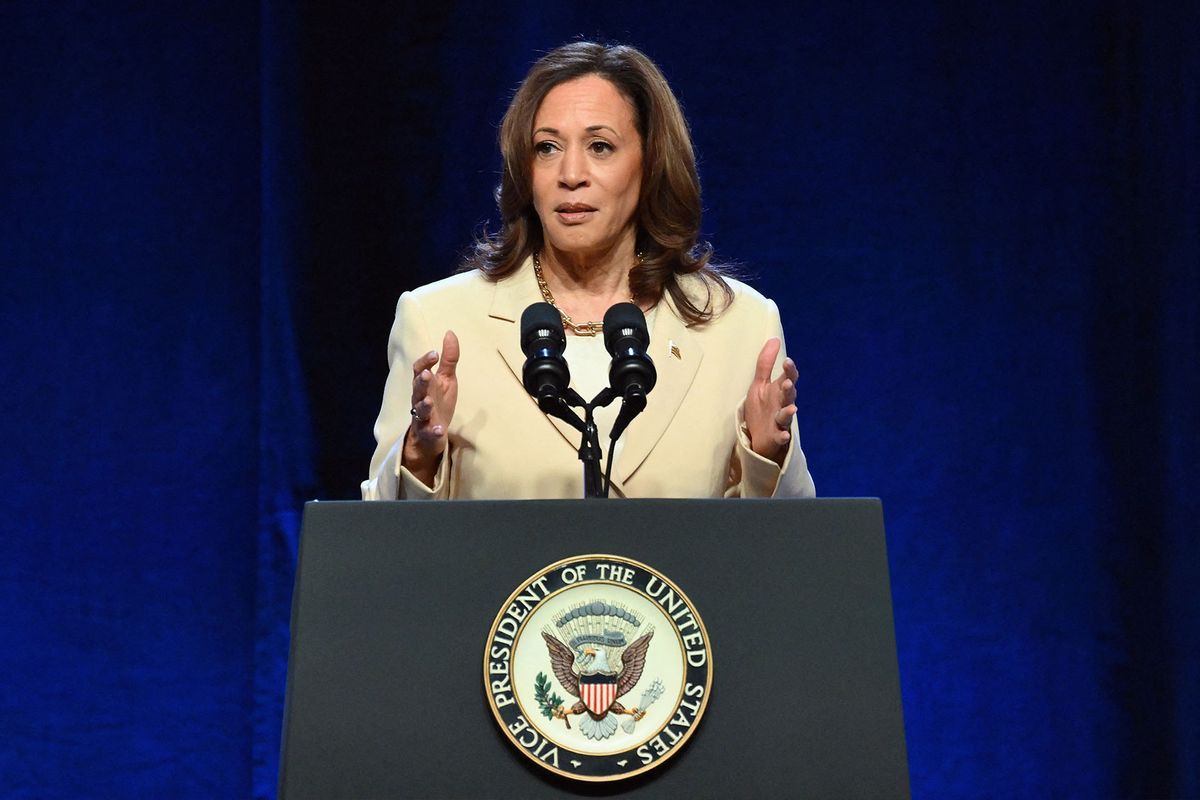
361, 259, 815, 500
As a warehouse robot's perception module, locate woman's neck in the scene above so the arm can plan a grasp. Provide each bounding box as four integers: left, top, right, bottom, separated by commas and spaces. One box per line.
537, 242, 639, 324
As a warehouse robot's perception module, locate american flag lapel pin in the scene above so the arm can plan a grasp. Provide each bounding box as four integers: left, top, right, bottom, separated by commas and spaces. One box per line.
669, 339, 682, 360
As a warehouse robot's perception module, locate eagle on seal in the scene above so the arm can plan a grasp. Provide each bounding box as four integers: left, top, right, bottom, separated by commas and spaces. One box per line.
541, 628, 654, 741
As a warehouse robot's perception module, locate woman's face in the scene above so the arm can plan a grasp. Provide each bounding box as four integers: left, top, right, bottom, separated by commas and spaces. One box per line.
530, 74, 643, 263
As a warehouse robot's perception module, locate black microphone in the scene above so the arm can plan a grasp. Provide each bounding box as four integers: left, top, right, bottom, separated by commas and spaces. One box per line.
520, 302, 570, 404
603, 303, 656, 403
601, 303, 656, 493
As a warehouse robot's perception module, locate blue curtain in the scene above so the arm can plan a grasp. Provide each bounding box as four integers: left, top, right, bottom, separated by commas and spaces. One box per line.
1, 2, 1195, 797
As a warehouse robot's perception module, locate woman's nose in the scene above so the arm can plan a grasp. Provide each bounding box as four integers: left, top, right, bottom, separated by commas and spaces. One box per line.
558, 146, 589, 188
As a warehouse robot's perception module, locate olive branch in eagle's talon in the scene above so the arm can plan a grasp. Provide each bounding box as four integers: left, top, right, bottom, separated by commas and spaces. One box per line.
534, 671, 570, 729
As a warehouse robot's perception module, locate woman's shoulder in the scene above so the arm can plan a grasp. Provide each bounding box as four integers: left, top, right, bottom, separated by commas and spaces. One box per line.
396, 269, 495, 317
673, 270, 778, 324
723, 273, 775, 308
404, 269, 490, 302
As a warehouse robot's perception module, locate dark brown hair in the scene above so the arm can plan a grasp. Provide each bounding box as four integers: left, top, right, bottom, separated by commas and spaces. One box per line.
465, 41, 732, 325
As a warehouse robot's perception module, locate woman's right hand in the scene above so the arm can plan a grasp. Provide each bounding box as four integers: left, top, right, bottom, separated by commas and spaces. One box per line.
402, 330, 460, 487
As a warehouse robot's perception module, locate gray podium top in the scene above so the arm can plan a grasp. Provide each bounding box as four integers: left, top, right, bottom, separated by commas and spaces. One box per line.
280, 498, 909, 799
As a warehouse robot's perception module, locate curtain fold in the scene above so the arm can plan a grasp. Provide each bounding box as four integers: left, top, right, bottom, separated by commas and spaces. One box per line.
255, 2, 315, 796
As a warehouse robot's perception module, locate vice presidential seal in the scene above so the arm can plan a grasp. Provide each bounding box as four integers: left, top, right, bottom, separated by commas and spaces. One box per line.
483, 554, 712, 782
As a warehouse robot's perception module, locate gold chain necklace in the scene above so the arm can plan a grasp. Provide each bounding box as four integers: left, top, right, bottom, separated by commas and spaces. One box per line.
532, 251, 636, 337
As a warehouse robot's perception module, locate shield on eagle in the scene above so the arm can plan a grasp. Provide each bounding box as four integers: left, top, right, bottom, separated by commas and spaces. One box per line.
579, 673, 619, 716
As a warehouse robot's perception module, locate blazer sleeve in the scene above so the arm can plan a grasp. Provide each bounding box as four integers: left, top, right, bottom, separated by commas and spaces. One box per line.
724, 298, 816, 499
361, 291, 452, 500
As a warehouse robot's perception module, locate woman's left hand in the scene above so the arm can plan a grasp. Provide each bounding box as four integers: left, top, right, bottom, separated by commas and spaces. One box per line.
743, 337, 798, 467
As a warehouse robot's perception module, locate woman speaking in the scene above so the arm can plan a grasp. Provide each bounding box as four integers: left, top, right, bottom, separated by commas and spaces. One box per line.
362, 42, 815, 501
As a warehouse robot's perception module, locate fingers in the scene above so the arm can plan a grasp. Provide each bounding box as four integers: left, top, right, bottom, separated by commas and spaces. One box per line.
409, 417, 444, 440
410, 397, 435, 424
782, 356, 799, 383
410, 348, 437, 403
409, 331, 460, 407
402, 340, 455, 477
754, 337, 781, 383
407, 396, 445, 442
438, 330, 460, 377
407, 332, 460, 443
778, 376, 797, 407
774, 403, 797, 432
411, 348, 439, 376
410, 369, 428, 408
746, 344, 798, 465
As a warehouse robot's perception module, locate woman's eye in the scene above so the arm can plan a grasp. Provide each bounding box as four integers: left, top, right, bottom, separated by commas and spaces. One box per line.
589, 141, 614, 155
534, 141, 559, 156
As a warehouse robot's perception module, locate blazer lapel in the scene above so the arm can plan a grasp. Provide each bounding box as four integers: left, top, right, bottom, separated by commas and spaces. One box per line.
490, 260, 583, 451
613, 297, 702, 487
491, 261, 705, 489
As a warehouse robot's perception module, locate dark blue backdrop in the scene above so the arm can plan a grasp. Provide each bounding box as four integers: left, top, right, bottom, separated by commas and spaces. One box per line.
2, 2, 1196, 798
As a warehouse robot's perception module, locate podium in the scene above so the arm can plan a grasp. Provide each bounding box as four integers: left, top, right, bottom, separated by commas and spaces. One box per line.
279, 499, 909, 798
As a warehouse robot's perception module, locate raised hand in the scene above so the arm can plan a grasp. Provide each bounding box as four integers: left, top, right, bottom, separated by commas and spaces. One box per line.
743, 337, 798, 468
402, 330, 460, 487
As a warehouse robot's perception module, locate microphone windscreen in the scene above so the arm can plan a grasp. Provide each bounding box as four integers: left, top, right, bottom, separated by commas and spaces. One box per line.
520, 302, 566, 356
602, 302, 649, 354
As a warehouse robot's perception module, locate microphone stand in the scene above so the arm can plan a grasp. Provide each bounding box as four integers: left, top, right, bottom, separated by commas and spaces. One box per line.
535, 388, 619, 499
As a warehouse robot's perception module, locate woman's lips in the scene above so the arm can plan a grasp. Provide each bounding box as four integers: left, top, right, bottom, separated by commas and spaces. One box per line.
555, 203, 596, 223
